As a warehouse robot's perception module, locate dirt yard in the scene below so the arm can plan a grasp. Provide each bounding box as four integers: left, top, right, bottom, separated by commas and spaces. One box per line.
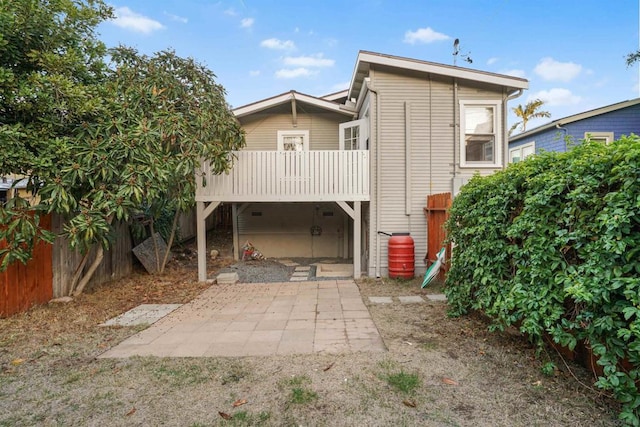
0, 236, 621, 426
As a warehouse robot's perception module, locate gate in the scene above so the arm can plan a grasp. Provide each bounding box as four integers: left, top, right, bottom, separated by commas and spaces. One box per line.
424, 192, 452, 279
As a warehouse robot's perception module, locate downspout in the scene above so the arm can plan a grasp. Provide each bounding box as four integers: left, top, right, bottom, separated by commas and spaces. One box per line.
453, 79, 458, 179
505, 89, 524, 166
367, 81, 382, 278
556, 123, 568, 150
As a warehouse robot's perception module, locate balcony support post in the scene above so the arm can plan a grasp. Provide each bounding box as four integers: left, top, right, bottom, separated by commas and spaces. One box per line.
197, 201, 220, 282
336, 201, 362, 279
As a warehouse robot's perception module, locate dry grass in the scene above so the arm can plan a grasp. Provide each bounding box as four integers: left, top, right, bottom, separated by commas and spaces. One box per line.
0, 245, 622, 427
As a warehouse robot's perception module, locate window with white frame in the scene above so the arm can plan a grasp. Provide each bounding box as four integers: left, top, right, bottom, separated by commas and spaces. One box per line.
460, 100, 502, 167
277, 130, 309, 151
584, 131, 614, 144
509, 141, 535, 163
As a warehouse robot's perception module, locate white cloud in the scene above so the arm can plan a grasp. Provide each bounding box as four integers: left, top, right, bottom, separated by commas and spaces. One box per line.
500, 69, 526, 79
487, 57, 499, 65
163, 11, 187, 24
224, 8, 237, 16
241, 18, 254, 28
284, 54, 334, 68
534, 57, 582, 82
249, 70, 260, 76
528, 88, 582, 106
275, 68, 315, 79
112, 7, 165, 34
403, 27, 450, 44
260, 38, 295, 50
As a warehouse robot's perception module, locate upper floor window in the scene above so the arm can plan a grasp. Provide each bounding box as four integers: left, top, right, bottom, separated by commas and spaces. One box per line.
277, 130, 309, 151
584, 131, 614, 144
509, 141, 535, 163
460, 100, 502, 167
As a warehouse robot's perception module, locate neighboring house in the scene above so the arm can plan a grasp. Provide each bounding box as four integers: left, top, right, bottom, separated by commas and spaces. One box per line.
0, 176, 34, 204
195, 50, 528, 280
509, 98, 640, 162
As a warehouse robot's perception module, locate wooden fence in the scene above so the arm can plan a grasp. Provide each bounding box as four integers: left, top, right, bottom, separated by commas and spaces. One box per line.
51, 214, 132, 298
1, 213, 133, 317
0, 214, 53, 317
424, 192, 452, 279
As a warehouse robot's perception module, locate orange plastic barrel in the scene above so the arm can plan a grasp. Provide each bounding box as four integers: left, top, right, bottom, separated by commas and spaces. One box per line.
388, 233, 415, 279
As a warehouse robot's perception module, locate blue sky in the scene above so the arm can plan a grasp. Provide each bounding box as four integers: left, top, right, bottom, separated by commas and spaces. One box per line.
98, 0, 640, 131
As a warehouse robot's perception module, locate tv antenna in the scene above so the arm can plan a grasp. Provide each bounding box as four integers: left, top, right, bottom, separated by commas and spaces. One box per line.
453, 38, 473, 66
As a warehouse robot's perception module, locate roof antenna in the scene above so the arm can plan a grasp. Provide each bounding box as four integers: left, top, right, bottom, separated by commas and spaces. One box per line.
453, 38, 473, 66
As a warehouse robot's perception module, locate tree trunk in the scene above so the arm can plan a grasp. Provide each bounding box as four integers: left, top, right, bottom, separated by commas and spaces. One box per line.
67, 251, 90, 296
72, 245, 104, 296
160, 209, 180, 274
149, 220, 160, 273
70, 215, 114, 296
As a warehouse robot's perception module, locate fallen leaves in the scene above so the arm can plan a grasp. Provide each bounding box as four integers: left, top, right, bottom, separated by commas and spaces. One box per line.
125, 407, 136, 416
442, 377, 459, 386
232, 399, 247, 408
403, 399, 417, 408
11, 358, 24, 366
218, 411, 232, 420
323, 362, 335, 372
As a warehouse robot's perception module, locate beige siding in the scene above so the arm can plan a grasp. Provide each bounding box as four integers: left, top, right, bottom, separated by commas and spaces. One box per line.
367, 67, 508, 277
237, 202, 349, 258
240, 111, 350, 150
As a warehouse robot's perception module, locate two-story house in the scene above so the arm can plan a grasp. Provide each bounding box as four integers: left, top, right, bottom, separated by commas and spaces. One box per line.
195, 51, 528, 281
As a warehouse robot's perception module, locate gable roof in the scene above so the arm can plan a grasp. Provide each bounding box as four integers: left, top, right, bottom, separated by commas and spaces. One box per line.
233, 90, 356, 118
348, 50, 529, 101
510, 97, 640, 142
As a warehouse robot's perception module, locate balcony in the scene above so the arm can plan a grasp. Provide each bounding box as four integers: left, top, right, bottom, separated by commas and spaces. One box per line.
196, 150, 370, 203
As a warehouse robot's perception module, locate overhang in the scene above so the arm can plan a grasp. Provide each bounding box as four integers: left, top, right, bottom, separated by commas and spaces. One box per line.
233, 90, 356, 118
348, 50, 529, 101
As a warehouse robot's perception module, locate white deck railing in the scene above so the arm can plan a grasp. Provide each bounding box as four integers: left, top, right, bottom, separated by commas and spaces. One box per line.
196, 150, 370, 202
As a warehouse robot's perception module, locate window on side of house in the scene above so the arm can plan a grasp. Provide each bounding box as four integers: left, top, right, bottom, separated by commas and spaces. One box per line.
509, 141, 535, 163
584, 132, 614, 144
460, 100, 502, 167
277, 130, 309, 151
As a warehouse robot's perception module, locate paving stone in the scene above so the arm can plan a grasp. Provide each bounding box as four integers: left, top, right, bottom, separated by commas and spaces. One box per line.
292, 271, 309, 277
398, 296, 424, 304
368, 296, 393, 304
216, 272, 239, 285
289, 276, 309, 282
295, 266, 311, 272
426, 294, 447, 301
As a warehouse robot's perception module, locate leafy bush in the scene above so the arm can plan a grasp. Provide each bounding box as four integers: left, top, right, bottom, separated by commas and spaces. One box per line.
445, 135, 640, 425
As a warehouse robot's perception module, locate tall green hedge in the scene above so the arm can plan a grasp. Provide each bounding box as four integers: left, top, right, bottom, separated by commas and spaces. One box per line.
445, 135, 640, 425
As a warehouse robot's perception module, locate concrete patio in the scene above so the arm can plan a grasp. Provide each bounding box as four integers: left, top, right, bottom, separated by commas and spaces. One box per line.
99, 279, 386, 358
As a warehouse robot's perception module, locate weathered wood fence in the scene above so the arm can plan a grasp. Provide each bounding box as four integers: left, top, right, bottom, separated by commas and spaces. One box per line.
1, 213, 132, 317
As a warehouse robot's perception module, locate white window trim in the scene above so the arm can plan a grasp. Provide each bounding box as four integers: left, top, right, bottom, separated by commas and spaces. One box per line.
584, 131, 614, 144
277, 130, 309, 151
339, 119, 368, 150
459, 99, 503, 168
509, 141, 536, 163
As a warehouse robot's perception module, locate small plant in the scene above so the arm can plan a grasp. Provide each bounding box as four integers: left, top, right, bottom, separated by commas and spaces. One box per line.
280, 375, 317, 405
290, 387, 318, 404
384, 371, 420, 394
541, 362, 556, 377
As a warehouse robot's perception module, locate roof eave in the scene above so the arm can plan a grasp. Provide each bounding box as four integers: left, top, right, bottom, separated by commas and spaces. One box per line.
348, 50, 529, 101
233, 90, 355, 118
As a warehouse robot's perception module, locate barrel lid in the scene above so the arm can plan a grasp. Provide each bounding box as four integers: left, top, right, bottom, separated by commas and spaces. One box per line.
391, 232, 410, 236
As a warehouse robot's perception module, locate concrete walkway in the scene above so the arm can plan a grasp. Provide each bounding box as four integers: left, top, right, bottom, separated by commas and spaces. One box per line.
99, 280, 386, 358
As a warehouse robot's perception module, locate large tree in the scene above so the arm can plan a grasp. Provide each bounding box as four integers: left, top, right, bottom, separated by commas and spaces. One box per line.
42, 46, 245, 295
0, 0, 113, 268
0, 1, 245, 295
509, 99, 551, 135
